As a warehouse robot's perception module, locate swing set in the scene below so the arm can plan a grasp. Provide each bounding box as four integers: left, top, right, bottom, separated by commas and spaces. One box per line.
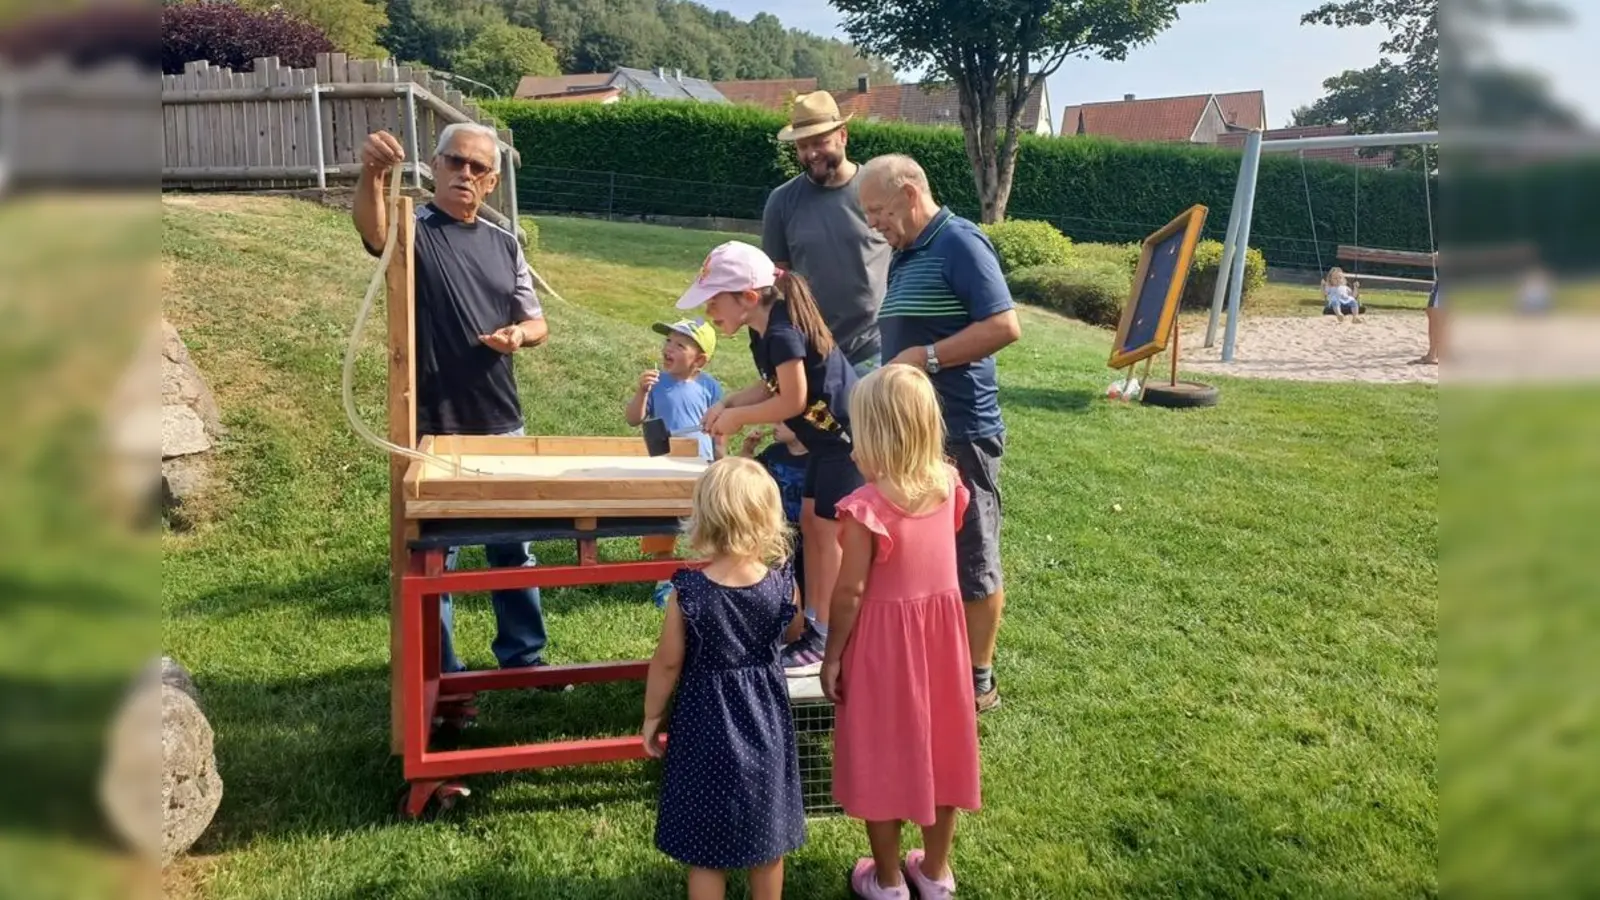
1297, 142, 1439, 307
1205, 128, 1441, 362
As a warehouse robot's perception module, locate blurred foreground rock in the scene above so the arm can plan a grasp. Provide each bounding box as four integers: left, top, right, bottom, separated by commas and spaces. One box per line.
99, 657, 223, 866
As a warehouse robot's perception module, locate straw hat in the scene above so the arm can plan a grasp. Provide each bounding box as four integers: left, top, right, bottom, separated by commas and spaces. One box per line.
778, 91, 853, 142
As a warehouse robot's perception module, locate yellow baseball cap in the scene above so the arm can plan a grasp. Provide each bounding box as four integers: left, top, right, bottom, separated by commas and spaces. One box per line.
652, 317, 717, 359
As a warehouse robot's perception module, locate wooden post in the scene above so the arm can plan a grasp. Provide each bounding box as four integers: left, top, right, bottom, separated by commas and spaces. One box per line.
1169, 317, 1180, 387
387, 196, 417, 754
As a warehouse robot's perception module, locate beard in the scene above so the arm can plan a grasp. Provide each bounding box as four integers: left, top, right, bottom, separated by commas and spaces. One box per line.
805, 149, 844, 182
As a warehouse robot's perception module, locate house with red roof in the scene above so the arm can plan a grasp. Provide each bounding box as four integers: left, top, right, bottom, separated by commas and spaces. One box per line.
1058, 90, 1266, 143
714, 78, 819, 109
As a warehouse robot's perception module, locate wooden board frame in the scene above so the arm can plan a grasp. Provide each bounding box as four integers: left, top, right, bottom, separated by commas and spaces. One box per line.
402, 435, 705, 518
1108, 204, 1209, 371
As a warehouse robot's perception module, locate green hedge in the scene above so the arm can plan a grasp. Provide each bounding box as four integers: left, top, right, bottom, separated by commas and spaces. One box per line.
1181, 240, 1267, 310
1009, 262, 1128, 327
484, 98, 1443, 271
1006, 238, 1268, 325
980, 219, 1073, 272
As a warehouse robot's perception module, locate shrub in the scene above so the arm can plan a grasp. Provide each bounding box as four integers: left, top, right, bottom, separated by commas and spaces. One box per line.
1065, 239, 1267, 310
1181, 240, 1267, 310
1008, 261, 1130, 328
162, 4, 335, 74
1071, 240, 1141, 275
979, 219, 1074, 272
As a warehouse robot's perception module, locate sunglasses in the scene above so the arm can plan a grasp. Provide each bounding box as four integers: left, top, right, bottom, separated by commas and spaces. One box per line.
438, 152, 495, 179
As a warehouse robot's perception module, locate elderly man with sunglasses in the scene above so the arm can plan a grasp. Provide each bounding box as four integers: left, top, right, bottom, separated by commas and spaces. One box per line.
353, 123, 560, 686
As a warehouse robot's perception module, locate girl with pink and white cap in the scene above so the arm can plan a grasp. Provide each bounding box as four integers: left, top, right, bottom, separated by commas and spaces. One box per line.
676, 240, 864, 674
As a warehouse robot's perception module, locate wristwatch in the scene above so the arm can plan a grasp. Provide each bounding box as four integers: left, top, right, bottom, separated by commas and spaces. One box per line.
924, 344, 941, 374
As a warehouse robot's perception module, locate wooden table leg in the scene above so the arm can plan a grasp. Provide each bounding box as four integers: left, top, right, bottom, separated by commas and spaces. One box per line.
575, 516, 598, 567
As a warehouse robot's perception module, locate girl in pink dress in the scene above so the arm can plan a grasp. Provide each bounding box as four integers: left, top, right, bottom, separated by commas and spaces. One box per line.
820, 364, 982, 900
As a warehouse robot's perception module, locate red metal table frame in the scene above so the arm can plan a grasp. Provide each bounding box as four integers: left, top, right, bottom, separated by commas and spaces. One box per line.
396, 528, 698, 818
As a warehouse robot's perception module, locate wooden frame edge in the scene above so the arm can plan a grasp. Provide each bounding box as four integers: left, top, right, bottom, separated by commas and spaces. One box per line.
1107, 204, 1210, 371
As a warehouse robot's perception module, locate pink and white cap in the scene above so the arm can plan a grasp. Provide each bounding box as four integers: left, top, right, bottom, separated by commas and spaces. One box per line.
675, 241, 779, 310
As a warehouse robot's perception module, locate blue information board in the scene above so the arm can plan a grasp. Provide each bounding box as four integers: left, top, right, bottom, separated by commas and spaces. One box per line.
1108, 205, 1208, 370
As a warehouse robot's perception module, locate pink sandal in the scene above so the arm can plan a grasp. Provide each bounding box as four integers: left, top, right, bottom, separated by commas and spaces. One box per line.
903, 849, 957, 898
850, 858, 911, 899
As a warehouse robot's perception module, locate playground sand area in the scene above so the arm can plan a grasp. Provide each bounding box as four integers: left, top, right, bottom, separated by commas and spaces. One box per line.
1182, 313, 1438, 385
1181, 312, 1600, 387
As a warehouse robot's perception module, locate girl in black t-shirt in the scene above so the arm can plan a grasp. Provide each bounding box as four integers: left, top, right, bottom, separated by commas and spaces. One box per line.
674, 240, 865, 675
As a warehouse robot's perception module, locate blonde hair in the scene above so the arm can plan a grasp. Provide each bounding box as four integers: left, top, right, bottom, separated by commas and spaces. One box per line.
684, 457, 792, 565
849, 364, 949, 508
1326, 266, 1347, 286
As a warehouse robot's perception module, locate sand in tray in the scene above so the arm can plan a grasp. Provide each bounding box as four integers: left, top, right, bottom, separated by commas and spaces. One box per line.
422, 454, 711, 480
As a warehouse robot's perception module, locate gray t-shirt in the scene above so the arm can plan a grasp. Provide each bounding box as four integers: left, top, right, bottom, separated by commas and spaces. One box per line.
761, 169, 890, 366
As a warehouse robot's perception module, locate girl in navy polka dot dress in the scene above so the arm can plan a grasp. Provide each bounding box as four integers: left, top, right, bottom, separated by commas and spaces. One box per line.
643, 457, 807, 899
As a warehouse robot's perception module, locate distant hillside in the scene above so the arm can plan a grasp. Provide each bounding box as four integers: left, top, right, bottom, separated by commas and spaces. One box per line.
381, 0, 897, 90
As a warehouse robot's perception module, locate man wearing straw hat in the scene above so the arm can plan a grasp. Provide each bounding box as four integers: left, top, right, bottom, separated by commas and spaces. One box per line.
762, 91, 891, 377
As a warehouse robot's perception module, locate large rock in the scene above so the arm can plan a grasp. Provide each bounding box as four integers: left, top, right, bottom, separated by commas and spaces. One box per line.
161, 320, 222, 438
99, 657, 223, 866
159, 320, 225, 519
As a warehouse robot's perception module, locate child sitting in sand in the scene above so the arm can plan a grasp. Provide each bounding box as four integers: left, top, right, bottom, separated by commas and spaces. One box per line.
1322, 267, 1363, 323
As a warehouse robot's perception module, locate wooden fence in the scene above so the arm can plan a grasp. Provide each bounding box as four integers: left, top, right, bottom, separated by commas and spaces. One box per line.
0, 58, 156, 190
160, 53, 524, 240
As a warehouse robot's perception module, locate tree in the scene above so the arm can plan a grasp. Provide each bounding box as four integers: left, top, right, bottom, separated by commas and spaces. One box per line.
380, 0, 506, 71
452, 21, 560, 96
1296, 0, 1578, 135
830, 0, 1199, 223
162, 3, 335, 74
237, 0, 388, 61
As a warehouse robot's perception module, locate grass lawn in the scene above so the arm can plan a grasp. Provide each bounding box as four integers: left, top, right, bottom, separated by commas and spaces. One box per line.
160, 196, 1437, 899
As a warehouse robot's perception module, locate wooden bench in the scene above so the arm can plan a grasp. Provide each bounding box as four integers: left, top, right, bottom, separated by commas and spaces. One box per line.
1335, 244, 1437, 293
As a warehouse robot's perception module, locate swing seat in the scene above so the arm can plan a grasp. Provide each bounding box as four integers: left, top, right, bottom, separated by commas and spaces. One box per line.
1321, 303, 1367, 316
1335, 245, 1437, 268
1334, 245, 1437, 292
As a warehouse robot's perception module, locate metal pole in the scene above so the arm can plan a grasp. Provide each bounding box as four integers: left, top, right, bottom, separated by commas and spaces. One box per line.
1222, 129, 1264, 363
1257, 130, 1439, 153
405, 84, 421, 191
1205, 148, 1252, 347
310, 85, 326, 189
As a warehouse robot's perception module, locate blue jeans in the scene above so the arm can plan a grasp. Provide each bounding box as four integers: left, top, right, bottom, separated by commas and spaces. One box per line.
438, 427, 548, 674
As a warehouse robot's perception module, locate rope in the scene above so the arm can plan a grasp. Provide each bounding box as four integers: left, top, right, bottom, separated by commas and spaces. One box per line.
1299, 151, 1324, 273
1421, 143, 1438, 280
1352, 163, 1361, 279
341, 166, 496, 478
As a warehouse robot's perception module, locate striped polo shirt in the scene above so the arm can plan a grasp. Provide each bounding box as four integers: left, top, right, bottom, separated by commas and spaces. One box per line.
880, 207, 1015, 442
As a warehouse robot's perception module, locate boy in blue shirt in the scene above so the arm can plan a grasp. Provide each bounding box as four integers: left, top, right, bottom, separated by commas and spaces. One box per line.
625, 318, 725, 462
633, 318, 723, 608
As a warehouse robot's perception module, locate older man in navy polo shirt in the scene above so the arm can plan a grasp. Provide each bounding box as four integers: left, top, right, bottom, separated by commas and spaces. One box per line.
858, 153, 1022, 713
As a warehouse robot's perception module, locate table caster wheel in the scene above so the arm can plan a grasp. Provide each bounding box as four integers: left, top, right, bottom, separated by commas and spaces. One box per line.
396, 780, 471, 820
433, 695, 479, 731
